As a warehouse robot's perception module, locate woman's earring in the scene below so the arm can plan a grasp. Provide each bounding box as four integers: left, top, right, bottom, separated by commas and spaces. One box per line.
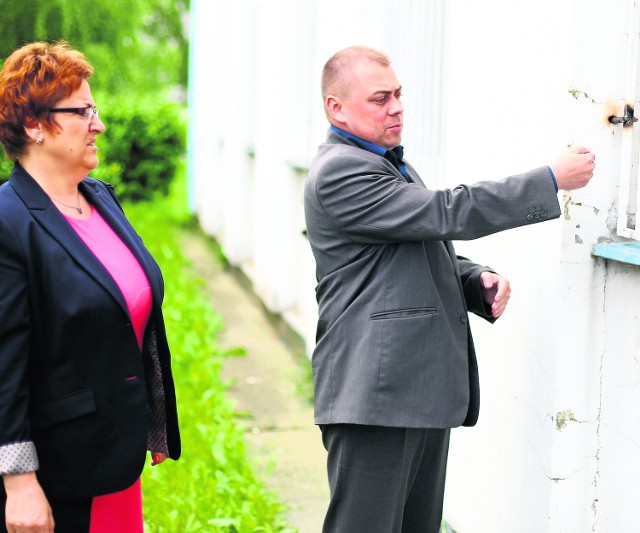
35, 137, 43, 145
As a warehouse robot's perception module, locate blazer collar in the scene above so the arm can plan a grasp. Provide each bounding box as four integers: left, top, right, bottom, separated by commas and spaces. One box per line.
325, 128, 458, 274
8, 164, 161, 319
81, 177, 164, 307
325, 127, 426, 188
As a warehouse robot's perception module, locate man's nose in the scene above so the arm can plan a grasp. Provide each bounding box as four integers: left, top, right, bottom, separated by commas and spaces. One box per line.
388, 96, 403, 115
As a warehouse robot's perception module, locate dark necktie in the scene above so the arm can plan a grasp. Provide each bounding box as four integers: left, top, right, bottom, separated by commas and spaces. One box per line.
385, 146, 411, 182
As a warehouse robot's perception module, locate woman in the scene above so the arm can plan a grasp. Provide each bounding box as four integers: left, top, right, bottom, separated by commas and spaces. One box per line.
0, 42, 180, 532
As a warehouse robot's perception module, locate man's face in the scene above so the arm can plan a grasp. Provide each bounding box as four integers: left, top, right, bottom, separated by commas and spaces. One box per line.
331, 60, 403, 149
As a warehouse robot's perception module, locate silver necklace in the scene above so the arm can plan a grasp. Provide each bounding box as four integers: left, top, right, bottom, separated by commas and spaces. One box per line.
51, 190, 83, 214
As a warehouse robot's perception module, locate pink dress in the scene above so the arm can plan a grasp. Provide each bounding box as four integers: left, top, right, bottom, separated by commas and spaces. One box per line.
65, 207, 152, 533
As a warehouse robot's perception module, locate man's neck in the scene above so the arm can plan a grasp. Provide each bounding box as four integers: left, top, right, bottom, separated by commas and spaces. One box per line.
329, 125, 387, 156
329, 125, 409, 180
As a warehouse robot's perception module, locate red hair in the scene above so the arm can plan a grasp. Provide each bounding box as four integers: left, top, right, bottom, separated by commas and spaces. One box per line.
0, 41, 94, 159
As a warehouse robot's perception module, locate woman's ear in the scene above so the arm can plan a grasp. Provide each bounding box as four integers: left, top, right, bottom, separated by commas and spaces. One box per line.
23, 119, 43, 144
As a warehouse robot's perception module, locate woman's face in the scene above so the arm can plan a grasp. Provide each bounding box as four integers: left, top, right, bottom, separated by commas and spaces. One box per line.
41, 79, 105, 174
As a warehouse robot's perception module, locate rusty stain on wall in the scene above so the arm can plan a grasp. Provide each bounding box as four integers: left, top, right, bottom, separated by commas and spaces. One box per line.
567, 89, 636, 130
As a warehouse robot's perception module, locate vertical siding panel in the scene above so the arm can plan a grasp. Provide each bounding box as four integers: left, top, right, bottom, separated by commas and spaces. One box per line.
189, 0, 226, 236
187, 3, 640, 530
218, 1, 259, 265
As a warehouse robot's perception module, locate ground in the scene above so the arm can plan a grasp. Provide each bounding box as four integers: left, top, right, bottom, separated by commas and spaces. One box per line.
181, 230, 328, 532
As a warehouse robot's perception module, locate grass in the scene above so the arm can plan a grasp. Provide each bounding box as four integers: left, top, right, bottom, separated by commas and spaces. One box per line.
123, 170, 295, 532
124, 168, 458, 532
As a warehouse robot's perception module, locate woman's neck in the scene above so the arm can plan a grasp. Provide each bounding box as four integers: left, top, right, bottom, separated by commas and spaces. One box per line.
18, 155, 92, 219
19, 154, 87, 198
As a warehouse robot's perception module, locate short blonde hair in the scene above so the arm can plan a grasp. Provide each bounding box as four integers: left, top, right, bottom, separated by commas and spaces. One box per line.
321, 46, 391, 101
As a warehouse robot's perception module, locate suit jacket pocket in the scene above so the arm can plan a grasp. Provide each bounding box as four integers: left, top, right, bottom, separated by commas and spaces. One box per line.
31, 388, 97, 431
370, 307, 438, 320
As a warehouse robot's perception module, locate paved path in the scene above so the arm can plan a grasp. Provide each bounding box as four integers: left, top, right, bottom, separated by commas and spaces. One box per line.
181, 230, 328, 532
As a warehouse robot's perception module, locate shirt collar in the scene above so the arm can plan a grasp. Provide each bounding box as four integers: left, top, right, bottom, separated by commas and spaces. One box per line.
329, 125, 410, 180
329, 125, 388, 157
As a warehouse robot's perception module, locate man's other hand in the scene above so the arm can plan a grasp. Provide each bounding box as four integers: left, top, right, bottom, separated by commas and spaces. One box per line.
480, 271, 511, 319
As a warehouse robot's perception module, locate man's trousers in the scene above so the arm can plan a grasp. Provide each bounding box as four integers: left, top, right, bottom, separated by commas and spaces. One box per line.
321, 424, 450, 533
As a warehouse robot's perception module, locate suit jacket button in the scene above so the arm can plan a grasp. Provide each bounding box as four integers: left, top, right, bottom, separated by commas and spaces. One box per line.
540, 210, 547, 218
460, 314, 468, 324
527, 214, 534, 221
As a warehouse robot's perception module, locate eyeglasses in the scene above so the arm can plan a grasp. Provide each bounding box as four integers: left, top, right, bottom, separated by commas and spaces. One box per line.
48, 106, 100, 123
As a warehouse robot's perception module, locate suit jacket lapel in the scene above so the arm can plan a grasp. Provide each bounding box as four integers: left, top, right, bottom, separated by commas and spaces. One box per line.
80, 178, 163, 309
328, 132, 468, 297
8, 165, 155, 319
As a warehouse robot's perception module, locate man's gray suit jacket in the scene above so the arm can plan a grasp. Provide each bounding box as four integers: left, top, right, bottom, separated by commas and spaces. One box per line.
304, 129, 561, 429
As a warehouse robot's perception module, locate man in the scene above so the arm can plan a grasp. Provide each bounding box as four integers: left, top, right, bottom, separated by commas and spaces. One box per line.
303, 46, 595, 533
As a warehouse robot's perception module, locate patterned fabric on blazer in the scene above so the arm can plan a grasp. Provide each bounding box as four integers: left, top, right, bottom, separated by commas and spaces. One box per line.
0, 163, 180, 499
304, 129, 561, 429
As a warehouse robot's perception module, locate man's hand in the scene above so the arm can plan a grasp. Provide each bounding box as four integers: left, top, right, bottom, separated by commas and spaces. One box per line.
3, 472, 54, 533
550, 146, 595, 190
480, 271, 511, 319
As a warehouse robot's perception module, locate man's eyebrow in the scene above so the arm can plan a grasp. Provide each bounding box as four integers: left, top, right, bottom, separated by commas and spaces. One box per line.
370, 86, 402, 97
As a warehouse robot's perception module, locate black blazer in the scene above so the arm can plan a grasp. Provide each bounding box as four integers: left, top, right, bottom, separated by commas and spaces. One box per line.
0, 163, 180, 499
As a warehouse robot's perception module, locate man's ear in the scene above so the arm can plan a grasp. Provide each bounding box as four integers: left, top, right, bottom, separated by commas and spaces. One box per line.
325, 95, 346, 124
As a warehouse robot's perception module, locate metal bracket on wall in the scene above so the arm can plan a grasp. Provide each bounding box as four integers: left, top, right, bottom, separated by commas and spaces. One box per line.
608, 104, 638, 126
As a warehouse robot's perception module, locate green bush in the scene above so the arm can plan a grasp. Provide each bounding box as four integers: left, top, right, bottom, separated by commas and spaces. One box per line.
0, 153, 12, 185
0, 95, 186, 200
91, 94, 187, 202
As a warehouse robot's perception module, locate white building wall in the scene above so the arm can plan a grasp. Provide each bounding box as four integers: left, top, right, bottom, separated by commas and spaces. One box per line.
188, 0, 640, 530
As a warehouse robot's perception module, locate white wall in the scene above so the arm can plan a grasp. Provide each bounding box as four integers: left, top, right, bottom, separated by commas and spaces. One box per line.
188, 0, 640, 530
